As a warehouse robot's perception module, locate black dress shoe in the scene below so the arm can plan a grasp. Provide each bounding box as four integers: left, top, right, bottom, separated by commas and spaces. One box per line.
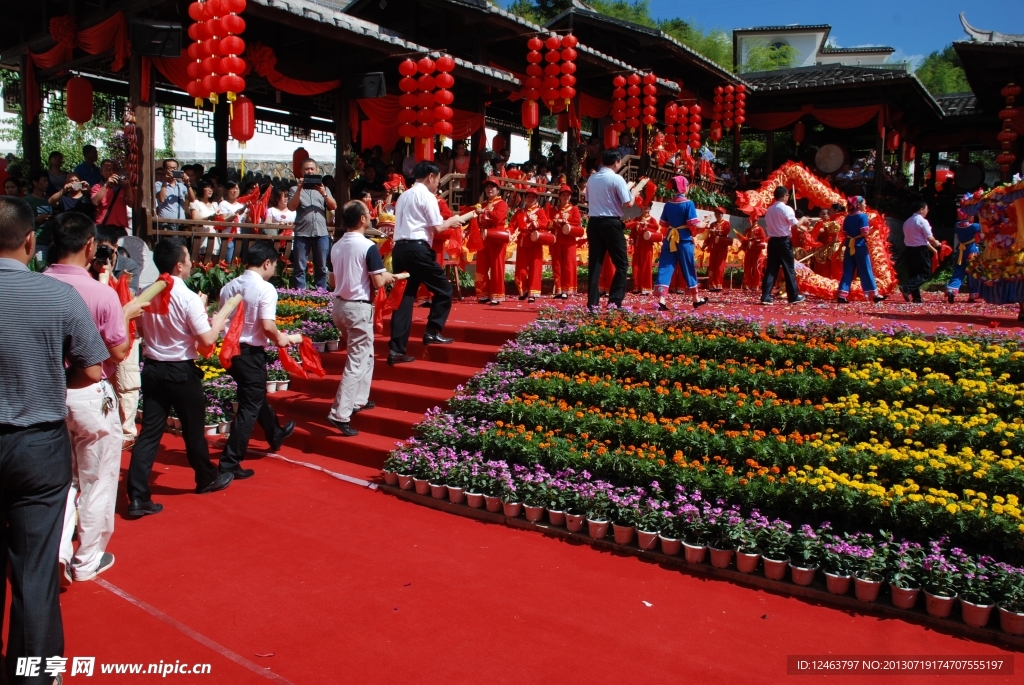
352, 401, 376, 414
873, 295, 887, 304
387, 353, 416, 365
477, 297, 490, 304
528, 297, 536, 303
693, 297, 709, 309
221, 467, 255, 480
268, 420, 295, 452
422, 331, 454, 345
518, 293, 528, 301
418, 300, 433, 308
658, 302, 670, 311
947, 291, 956, 304
789, 295, 806, 305
328, 417, 359, 437
837, 297, 849, 304
127, 499, 164, 517
196, 471, 233, 494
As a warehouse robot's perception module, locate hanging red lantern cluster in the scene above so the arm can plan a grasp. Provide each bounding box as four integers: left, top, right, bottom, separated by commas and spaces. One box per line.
66, 75, 94, 125
414, 56, 436, 162
542, 34, 561, 110
560, 34, 578, 108
398, 59, 419, 143
641, 73, 657, 130
185, 1, 209, 107
217, 0, 247, 107
688, 104, 702, 150
664, 102, 679, 153
523, 36, 544, 137
723, 85, 735, 130
734, 84, 747, 128
185, 0, 247, 111
676, 104, 689, 150
997, 82, 1020, 175
607, 75, 627, 148
433, 54, 456, 142
710, 85, 724, 142
626, 73, 642, 133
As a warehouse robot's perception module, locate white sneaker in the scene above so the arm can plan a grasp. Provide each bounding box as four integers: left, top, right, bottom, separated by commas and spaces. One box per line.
75, 552, 115, 582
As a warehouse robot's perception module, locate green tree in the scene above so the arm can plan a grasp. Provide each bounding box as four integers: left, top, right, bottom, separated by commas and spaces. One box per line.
739, 41, 799, 73
915, 45, 971, 96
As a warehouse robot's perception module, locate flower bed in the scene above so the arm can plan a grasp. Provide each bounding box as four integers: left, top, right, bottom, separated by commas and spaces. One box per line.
385, 308, 1024, 633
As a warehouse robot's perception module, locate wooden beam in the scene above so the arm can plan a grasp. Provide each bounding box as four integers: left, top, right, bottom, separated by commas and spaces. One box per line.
19, 55, 41, 171
214, 103, 228, 181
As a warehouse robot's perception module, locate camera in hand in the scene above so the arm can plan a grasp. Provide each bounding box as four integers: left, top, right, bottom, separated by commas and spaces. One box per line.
94, 245, 115, 264
171, 170, 184, 180
302, 174, 323, 189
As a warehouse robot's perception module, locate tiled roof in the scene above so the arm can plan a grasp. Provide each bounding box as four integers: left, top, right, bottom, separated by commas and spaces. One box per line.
820, 46, 895, 54
733, 24, 832, 33
742, 64, 912, 90
934, 92, 980, 116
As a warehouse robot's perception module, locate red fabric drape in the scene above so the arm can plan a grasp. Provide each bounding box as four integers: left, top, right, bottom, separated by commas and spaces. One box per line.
357, 96, 484, 152
218, 301, 246, 368
245, 42, 340, 95
24, 12, 130, 124
150, 53, 192, 91
745, 104, 883, 132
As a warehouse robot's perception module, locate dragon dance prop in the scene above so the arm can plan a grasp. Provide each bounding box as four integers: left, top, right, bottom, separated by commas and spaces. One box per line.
735, 162, 897, 301
963, 180, 1024, 303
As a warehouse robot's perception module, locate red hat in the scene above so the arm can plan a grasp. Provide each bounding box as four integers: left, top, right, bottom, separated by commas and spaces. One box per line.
558, 184, 572, 194
714, 206, 726, 215
482, 176, 502, 189
523, 186, 540, 196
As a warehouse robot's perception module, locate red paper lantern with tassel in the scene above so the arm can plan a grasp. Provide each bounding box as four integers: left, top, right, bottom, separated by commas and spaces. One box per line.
794, 121, 805, 149
398, 62, 419, 143
293, 147, 309, 176
66, 76, 94, 125
610, 75, 626, 133
604, 125, 619, 150
432, 54, 455, 142
734, 84, 747, 127
230, 95, 254, 146
522, 99, 539, 134
560, 34, 577, 108
689, 104, 702, 150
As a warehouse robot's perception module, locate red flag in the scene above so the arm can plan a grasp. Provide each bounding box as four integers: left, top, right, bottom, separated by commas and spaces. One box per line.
465, 217, 484, 253
108, 271, 137, 340
217, 301, 246, 368
373, 286, 387, 334
277, 347, 308, 379
299, 336, 325, 378
932, 241, 953, 272
148, 273, 175, 315
385, 279, 408, 312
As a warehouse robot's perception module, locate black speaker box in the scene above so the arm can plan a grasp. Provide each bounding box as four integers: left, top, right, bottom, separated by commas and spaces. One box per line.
344, 72, 387, 99
131, 20, 183, 58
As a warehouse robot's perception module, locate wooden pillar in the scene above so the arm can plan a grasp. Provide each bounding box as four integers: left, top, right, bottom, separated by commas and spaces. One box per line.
913, 149, 925, 189
467, 98, 486, 208
566, 98, 580, 189
765, 129, 774, 174
529, 129, 542, 163
19, 56, 41, 171
731, 127, 740, 177
214, 103, 228, 180
129, 54, 154, 239
335, 88, 351, 204
874, 127, 885, 202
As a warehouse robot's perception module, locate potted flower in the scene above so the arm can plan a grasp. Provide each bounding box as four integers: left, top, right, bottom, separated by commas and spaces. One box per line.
480, 460, 510, 513
887, 538, 924, 610
920, 540, 960, 618
515, 464, 549, 523
499, 463, 522, 518
464, 458, 491, 509
759, 519, 793, 581
609, 487, 643, 546
788, 524, 822, 587
820, 535, 856, 596
674, 500, 709, 562
444, 460, 469, 505
426, 453, 452, 501
954, 550, 995, 628
705, 503, 743, 569
543, 474, 574, 527
577, 481, 612, 540
204, 406, 223, 436
847, 533, 887, 602
635, 497, 668, 551
736, 510, 769, 574
560, 481, 586, 533
992, 562, 1024, 636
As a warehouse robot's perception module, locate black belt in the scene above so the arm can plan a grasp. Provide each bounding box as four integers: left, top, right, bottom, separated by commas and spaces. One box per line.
395, 239, 432, 246
337, 298, 372, 304
238, 343, 267, 355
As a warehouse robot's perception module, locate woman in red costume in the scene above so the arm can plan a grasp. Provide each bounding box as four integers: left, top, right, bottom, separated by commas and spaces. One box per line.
738, 223, 767, 290
473, 178, 511, 305
512, 187, 550, 303
628, 204, 661, 295
417, 192, 456, 307
547, 184, 582, 299
703, 207, 732, 291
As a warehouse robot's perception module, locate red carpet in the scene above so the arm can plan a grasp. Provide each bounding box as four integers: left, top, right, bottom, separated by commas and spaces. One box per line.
51, 298, 1022, 684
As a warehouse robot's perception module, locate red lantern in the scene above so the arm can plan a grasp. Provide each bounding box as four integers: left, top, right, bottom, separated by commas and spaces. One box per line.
434, 121, 453, 137
689, 108, 702, 150
66, 76, 93, 125
557, 113, 569, 133
230, 96, 254, 146
522, 99, 539, 133
710, 125, 723, 143
613, 75, 626, 88
885, 130, 900, 151
399, 59, 418, 77
492, 133, 506, 153
794, 121, 806, 147
545, 35, 561, 50
417, 74, 436, 92
435, 54, 455, 73
627, 73, 641, 86
417, 57, 435, 74
1001, 83, 1021, 100
604, 126, 619, 150
561, 34, 578, 49
293, 147, 309, 176
527, 37, 543, 51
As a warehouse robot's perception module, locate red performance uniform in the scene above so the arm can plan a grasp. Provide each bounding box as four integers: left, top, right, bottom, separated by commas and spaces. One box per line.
739, 225, 767, 290
418, 197, 456, 300
473, 197, 510, 301
704, 218, 732, 290
547, 202, 583, 295
809, 216, 844, 280
628, 213, 660, 294
512, 204, 550, 297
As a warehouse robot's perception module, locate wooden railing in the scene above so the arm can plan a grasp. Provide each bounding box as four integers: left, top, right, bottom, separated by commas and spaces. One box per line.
150, 217, 298, 265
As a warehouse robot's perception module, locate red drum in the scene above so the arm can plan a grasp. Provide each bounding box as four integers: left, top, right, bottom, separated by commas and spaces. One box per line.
562, 225, 585, 238
483, 229, 511, 244
643, 230, 664, 242
531, 231, 555, 245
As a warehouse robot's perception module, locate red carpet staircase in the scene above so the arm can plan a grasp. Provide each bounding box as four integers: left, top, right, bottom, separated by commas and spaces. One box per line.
270, 314, 517, 471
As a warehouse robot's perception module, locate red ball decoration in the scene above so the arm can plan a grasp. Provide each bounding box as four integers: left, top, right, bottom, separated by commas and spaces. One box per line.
527, 37, 543, 51
561, 34, 578, 49
545, 35, 561, 50
188, 1, 205, 21
417, 91, 435, 109
627, 73, 641, 85
222, 0, 246, 12
399, 93, 418, 109
434, 120, 453, 137
219, 74, 245, 95
220, 13, 245, 35
435, 54, 455, 73
399, 59, 418, 77
230, 96, 254, 143
794, 121, 806, 145
417, 74, 435, 91
219, 35, 244, 55
545, 50, 561, 64
399, 77, 418, 93
417, 57, 435, 74
435, 72, 454, 89
560, 48, 577, 62
434, 89, 454, 105
219, 56, 245, 75
527, 50, 543, 64
613, 76, 626, 88
416, 108, 435, 125
66, 76, 94, 125
433, 105, 453, 121
714, 86, 724, 96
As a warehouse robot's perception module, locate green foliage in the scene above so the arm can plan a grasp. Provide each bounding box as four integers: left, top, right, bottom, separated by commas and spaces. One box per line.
915, 45, 971, 96
157, 105, 176, 160
739, 40, 799, 73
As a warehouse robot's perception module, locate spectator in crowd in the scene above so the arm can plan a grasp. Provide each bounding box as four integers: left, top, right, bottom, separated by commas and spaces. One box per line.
264, 187, 295, 236
328, 200, 394, 436
25, 169, 55, 228
4, 177, 22, 197
0, 195, 109, 685
48, 172, 96, 220
74, 144, 103, 188
127, 239, 233, 516
288, 158, 336, 289
190, 180, 220, 256
449, 140, 471, 188
46, 212, 146, 587
219, 181, 248, 263
46, 151, 68, 196
91, 159, 133, 235
156, 158, 195, 227
182, 164, 198, 187
351, 166, 384, 200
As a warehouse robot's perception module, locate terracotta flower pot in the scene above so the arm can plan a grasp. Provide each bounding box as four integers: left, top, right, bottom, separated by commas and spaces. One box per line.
547, 509, 566, 527
763, 556, 790, 581
736, 548, 761, 574
524, 505, 545, 522
924, 589, 957, 618
998, 604, 1024, 635
325, 340, 340, 352
483, 495, 502, 513
824, 572, 851, 595
683, 541, 707, 564
960, 598, 995, 628
502, 501, 523, 518
637, 530, 659, 551
397, 474, 415, 491
854, 575, 883, 602
429, 483, 447, 500
466, 492, 484, 508
413, 478, 431, 496
709, 546, 734, 569
659, 535, 682, 556
383, 471, 399, 486
586, 519, 609, 539
612, 524, 635, 545
565, 513, 585, 533
790, 564, 818, 587
889, 584, 920, 610
447, 486, 466, 505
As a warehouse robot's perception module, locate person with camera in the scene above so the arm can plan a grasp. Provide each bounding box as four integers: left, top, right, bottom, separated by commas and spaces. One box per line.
155, 159, 195, 229
74, 144, 103, 188
48, 172, 96, 220
91, 159, 133, 235
45, 213, 147, 586
288, 158, 336, 290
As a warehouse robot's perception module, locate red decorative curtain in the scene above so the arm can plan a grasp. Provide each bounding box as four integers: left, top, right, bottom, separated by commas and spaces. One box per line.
357, 95, 484, 152
245, 42, 340, 95
24, 13, 130, 124
745, 104, 883, 132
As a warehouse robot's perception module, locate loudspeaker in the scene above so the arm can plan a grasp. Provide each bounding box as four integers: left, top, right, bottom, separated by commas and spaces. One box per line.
344, 72, 387, 99
131, 20, 183, 57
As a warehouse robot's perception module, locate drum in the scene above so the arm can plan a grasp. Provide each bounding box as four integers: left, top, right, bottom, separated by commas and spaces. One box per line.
643, 230, 664, 242
562, 225, 585, 238
815, 144, 847, 174
531, 231, 555, 245
483, 229, 511, 244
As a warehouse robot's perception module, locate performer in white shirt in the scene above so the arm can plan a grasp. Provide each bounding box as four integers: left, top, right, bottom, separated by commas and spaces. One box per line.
386, 161, 464, 366
761, 185, 811, 304
127, 239, 233, 516
217, 242, 297, 477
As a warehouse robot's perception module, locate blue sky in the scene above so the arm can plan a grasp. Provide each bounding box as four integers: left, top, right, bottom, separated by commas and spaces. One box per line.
647, 1, 1018, 68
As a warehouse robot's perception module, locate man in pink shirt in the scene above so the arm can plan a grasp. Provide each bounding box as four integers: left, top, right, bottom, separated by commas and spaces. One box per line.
45, 213, 145, 584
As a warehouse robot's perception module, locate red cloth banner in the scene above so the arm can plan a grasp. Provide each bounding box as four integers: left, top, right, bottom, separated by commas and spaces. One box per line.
245, 42, 340, 95
277, 346, 307, 379
24, 13, 130, 124
745, 104, 883, 132
218, 301, 246, 369
298, 336, 325, 378
357, 95, 484, 151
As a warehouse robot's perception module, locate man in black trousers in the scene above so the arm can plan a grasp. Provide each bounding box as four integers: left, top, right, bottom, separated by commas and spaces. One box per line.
0, 196, 109, 685
218, 241, 296, 477
127, 239, 233, 516
760, 185, 810, 305
583, 149, 642, 309
387, 161, 465, 365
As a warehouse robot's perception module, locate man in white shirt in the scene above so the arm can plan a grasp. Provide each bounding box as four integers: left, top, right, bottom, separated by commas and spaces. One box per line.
328, 201, 395, 436
900, 201, 940, 303
387, 161, 464, 365
218, 242, 297, 476
583, 149, 642, 309
761, 185, 810, 305
127, 239, 233, 516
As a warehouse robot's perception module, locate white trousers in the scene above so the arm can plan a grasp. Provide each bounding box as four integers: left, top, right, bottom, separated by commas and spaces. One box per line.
329, 299, 375, 423
60, 381, 122, 577
114, 338, 141, 441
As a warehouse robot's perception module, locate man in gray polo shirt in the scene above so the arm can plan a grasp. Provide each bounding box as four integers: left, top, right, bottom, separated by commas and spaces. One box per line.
155, 158, 195, 227
0, 196, 109, 685
288, 158, 337, 290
